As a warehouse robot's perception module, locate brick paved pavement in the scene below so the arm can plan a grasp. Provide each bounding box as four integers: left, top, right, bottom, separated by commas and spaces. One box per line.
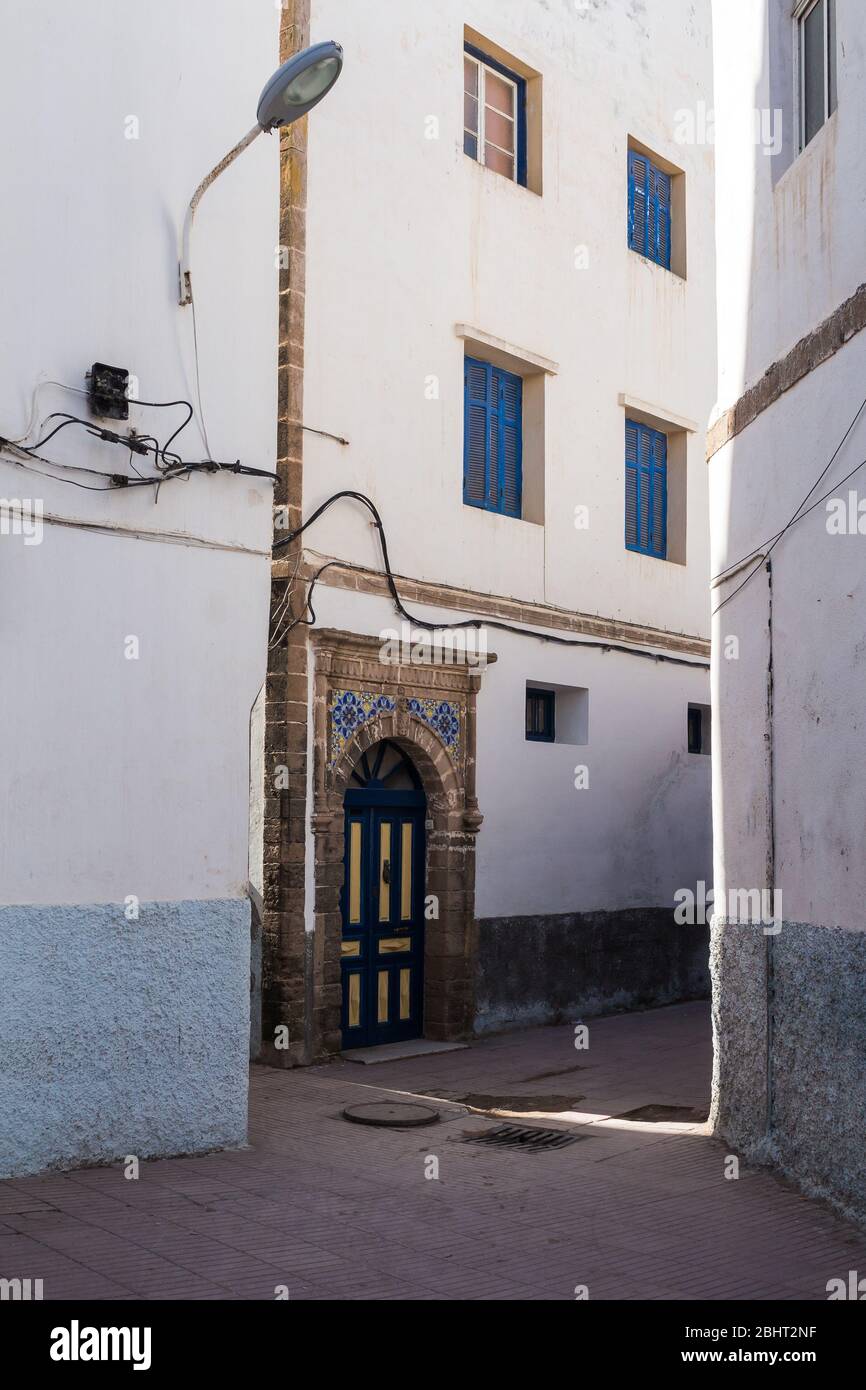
2, 1002, 865, 1300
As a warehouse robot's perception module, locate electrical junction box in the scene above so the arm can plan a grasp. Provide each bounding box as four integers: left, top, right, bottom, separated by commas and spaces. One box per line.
88, 362, 130, 420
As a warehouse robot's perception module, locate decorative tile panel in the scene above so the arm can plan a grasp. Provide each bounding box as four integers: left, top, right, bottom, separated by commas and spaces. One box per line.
407, 697, 462, 759
329, 690, 396, 766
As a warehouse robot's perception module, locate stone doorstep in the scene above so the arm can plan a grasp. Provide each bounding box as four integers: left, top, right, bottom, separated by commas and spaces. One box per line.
340, 1039, 470, 1065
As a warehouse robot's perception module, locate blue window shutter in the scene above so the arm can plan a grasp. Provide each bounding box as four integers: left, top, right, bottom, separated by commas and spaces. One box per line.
628, 151, 672, 270
650, 164, 672, 269
498, 368, 522, 518
625, 419, 667, 559
628, 151, 649, 255
464, 357, 522, 518
625, 420, 639, 548
464, 357, 489, 507
649, 427, 667, 556
487, 397, 499, 510
638, 425, 652, 552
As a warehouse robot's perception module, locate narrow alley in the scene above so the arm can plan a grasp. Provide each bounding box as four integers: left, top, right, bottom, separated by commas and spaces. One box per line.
3, 1004, 863, 1302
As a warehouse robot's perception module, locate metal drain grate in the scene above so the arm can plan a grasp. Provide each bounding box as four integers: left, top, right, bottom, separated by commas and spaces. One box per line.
462, 1123, 580, 1152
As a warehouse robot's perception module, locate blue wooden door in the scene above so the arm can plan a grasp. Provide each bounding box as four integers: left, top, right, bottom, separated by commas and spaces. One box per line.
340, 743, 426, 1049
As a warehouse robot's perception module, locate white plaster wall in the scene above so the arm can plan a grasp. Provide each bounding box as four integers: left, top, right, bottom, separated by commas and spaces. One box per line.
300, 0, 716, 639
309, 583, 712, 919
0, 0, 278, 904
710, 331, 866, 930
711, 1, 866, 930
0, 0, 279, 1171
713, 0, 866, 404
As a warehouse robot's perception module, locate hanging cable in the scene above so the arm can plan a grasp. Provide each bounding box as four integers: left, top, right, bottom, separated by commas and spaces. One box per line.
712, 451, 866, 615
273, 490, 709, 668
1, 422, 277, 488
711, 385, 866, 595
189, 294, 214, 461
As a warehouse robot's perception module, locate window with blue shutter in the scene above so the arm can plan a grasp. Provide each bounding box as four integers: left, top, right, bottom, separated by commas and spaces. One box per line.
464, 356, 523, 518
628, 151, 671, 270
625, 419, 667, 559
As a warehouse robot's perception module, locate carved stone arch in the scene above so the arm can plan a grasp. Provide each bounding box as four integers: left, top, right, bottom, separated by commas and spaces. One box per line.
308, 630, 493, 1056
330, 712, 462, 813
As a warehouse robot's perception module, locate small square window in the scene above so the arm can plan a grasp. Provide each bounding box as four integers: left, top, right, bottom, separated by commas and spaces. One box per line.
464, 44, 526, 186
688, 703, 711, 756
526, 688, 555, 742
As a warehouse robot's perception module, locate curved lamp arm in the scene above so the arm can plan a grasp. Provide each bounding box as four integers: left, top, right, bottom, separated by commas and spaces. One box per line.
178, 124, 263, 306
176, 41, 343, 306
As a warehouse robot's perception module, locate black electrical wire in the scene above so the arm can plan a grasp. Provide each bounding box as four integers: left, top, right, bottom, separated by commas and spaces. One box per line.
3, 386, 280, 483
2, 412, 277, 485
711, 386, 866, 597
3, 379, 285, 493
134, 397, 194, 468
270, 558, 343, 646
0, 441, 123, 482
23, 404, 190, 471
1, 451, 166, 492
713, 450, 866, 615
273, 490, 710, 669
18, 414, 83, 452
1, 438, 277, 492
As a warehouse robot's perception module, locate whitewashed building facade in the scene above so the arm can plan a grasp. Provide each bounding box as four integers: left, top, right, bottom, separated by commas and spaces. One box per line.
260, 0, 716, 1062
0, 0, 279, 1175
709, 0, 866, 1214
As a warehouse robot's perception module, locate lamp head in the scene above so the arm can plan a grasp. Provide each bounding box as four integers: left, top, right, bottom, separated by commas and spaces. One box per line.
256, 40, 343, 129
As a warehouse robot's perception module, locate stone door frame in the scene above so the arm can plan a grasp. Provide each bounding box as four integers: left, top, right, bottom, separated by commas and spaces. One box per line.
309, 629, 490, 1056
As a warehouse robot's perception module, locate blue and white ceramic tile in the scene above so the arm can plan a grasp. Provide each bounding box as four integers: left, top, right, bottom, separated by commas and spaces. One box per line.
329, 690, 396, 766
406, 697, 461, 758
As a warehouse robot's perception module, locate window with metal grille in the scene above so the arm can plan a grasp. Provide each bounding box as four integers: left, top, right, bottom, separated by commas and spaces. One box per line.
628, 150, 671, 270
526, 688, 555, 743
797, 0, 837, 150
464, 356, 523, 518
625, 419, 667, 559
464, 44, 527, 185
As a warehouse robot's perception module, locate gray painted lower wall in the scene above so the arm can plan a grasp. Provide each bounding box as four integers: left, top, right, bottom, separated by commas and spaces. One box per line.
0, 899, 250, 1178
710, 919, 866, 1220
475, 908, 710, 1035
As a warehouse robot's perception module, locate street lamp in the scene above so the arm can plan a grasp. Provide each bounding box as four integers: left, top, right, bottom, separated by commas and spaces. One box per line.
178, 40, 343, 305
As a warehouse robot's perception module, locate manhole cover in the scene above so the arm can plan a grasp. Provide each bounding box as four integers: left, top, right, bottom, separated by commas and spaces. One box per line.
461, 1123, 581, 1152
615, 1104, 708, 1124
342, 1101, 440, 1128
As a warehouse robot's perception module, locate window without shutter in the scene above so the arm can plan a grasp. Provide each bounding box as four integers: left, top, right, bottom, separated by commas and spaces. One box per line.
463, 44, 527, 186
463, 356, 523, 519
526, 688, 555, 742
798, 0, 838, 151
625, 418, 667, 559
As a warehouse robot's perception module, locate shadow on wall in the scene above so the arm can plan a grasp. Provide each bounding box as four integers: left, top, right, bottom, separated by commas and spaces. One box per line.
710, 1, 866, 1221
475, 908, 710, 1035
